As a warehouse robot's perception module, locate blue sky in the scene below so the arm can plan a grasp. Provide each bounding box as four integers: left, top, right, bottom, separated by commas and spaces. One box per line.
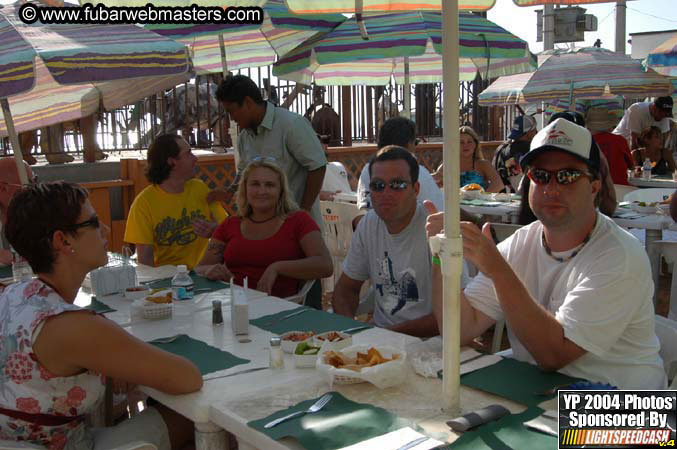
487, 0, 677, 53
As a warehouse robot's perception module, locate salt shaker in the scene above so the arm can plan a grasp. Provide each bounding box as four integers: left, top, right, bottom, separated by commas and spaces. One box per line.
269, 337, 285, 369
212, 300, 223, 324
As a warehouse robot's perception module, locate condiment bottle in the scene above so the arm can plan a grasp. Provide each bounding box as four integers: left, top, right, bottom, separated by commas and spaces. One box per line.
269, 337, 285, 369
212, 300, 223, 324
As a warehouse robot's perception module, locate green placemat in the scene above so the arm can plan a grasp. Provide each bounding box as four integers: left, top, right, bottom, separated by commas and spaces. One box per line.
0, 265, 11, 280
461, 357, 583, 406
442, 407, 556, 450
248, 391, 412, 450
149, 334, 249, 375
250, 306, 372, 335
143, 273, 229, 293
84, 298, 117, 314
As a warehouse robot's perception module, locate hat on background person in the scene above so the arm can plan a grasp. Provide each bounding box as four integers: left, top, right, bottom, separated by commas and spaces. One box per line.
520, 118, 601, 172
585, 108, 619, 133
508, 115, 537, 140
655, 96, 673, 115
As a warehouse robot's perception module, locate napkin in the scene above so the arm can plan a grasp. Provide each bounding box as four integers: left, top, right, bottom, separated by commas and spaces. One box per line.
443, 407, 556, 450
149, 334, 249, 375
250, 306, 371, 335
248, 391, 412, 450
84, 297, 117, 314
461, 357, 583, 406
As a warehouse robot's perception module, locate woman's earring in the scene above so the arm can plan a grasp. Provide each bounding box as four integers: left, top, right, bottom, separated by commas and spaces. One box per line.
71, 248, 76, 254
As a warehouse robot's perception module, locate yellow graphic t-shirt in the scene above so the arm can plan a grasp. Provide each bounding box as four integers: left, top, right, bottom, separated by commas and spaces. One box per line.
124, 179, 227, 269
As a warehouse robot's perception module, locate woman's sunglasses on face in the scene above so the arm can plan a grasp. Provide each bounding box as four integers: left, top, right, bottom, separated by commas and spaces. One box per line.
69, 216, 100, 231
369, 179, 410, 192
527, 167, 592, 186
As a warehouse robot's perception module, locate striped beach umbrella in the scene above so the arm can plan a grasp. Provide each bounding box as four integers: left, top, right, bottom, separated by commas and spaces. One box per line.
478, 47, 673, 106
273, 12, 535, 85
283, 0, 495, 13
646, 35, 677, 78
145, 0, 346, 74
0, 1, 192, 181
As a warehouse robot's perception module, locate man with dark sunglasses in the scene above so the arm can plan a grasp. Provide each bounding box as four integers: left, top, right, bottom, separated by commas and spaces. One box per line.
427, 118, 665, 389
0, 158, 34, 266
334, 146, 468, 337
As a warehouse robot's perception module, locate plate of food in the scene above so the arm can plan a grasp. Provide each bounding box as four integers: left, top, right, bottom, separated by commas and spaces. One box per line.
317, 345, 406, 388
460, 183, 484, 200
280, 331, 315, 353
313, 331, 352, 351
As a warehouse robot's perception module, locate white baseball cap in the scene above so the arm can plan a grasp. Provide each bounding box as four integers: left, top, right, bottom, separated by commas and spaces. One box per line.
520, 118, 600, 172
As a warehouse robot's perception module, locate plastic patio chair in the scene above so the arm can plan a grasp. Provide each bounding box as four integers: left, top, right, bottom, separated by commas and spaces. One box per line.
320, 200, 362, 286
283, 280, 315, 305
654, 315, 677, 385
487, 223, 523, 354
653, 240, 677, 322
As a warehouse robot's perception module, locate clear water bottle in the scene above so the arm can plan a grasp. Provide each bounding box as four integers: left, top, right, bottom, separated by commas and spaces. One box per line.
642, 158, 652, 180
171, 265, 194, 300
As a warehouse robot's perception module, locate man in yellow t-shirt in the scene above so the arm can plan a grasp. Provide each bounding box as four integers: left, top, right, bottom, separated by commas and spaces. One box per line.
124, 135, 227, 269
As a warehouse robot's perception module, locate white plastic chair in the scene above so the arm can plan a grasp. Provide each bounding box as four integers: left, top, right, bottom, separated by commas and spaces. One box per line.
320, 200, 362, 288
486, 223, 523, 354
623, 188, 674, 203
614, 184, 637, 201
283, 280, 314, 305
654, 315, 677, 384
653, 240, 677, 321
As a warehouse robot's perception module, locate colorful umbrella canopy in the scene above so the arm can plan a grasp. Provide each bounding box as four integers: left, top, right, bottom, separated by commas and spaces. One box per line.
513, 0, 621, 4
283, 0, 495, 13
0, 57, 190, 137
0, 2, 191, 99
478, 47, 673, 106
273, 12, 535, 85
0, 1, 192, 180
646, 35, 677, 78
146, 0, 345, 74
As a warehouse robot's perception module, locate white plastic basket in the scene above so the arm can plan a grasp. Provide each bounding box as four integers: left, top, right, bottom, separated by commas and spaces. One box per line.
142, 301, 173, 320
316, 345, 407, 388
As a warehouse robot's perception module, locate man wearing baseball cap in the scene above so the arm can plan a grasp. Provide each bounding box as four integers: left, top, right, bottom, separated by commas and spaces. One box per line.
426, 118, 665, 389
613, 96, 673, 150
493, 115, 538, 192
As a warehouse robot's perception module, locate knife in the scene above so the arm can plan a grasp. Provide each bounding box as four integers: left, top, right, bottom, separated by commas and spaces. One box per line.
396, 436, 429, 450
203, 366, 268, 381
264, 309, 309, 325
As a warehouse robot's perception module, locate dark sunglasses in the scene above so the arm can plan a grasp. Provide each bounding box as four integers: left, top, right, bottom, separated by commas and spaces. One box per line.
69, 216, 100, 231
527, 168, 592, 186
369, 179, 410, 192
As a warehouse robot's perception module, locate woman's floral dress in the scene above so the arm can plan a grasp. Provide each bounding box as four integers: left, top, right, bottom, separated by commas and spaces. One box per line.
0, 280, 105, 449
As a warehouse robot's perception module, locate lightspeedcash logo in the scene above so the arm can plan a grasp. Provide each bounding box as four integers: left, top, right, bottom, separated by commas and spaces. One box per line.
18, 3, 264, 25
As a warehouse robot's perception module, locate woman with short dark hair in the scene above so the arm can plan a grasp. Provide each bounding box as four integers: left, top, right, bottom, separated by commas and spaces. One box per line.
1, 181, 201, 450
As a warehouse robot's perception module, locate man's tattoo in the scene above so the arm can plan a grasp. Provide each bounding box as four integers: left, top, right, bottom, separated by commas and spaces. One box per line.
207, 241, 225, 257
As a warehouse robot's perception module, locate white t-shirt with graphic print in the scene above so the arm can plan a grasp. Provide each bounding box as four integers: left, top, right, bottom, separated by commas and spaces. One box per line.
343, 203, 468, 328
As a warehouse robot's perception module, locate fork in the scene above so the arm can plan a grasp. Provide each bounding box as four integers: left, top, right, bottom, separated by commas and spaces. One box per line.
263, 394, 332, 428
149, 334, 185, 344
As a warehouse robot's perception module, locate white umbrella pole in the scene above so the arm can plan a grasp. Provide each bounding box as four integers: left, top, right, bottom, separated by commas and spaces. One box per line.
1, 98, 29, 185
439, 0, 462, 413
403, 57, 411, 119
218, 34, 240, 166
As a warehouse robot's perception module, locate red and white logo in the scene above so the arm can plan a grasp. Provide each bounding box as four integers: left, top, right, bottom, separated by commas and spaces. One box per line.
546, 129, 574, 148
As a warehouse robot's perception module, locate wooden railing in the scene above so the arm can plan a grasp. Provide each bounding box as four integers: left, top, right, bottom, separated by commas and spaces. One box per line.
89, 141, 502, 253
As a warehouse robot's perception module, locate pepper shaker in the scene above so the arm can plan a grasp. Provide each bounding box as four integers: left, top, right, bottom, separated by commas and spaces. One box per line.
212, 300, 223, 324
269, 337, 285, 369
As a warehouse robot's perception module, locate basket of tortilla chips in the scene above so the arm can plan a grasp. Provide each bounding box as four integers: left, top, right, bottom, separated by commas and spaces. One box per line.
317, 345, 406, 388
